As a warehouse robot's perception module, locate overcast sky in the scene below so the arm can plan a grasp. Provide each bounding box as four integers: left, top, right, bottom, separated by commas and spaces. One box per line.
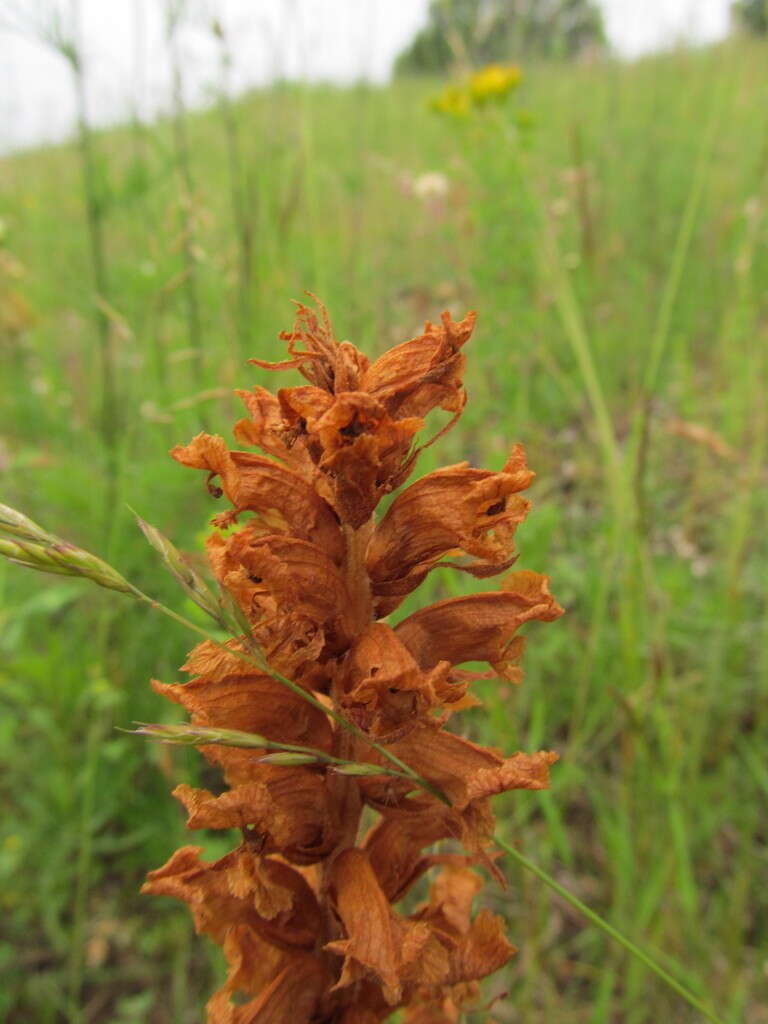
0, 0, 732, 153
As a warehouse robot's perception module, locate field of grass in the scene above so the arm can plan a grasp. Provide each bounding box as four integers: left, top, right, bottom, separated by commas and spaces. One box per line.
0, 37, 766, 1024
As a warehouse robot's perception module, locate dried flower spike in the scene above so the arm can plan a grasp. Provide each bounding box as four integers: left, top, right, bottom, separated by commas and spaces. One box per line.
144, 297, 563, 1022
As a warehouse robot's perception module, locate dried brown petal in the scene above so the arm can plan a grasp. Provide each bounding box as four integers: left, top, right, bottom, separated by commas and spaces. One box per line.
233, 385, 314, 474
150, 673, 332, 785
180, 638, 263, 682
173, 771, 342, 863
326, 849, 447, 1005
276, 388, 423, 526
410, 866, 516, 988
395, 570, 563, 681
226, 532, 356, 653
361, 311, 476, 420
142, 846, 320, 949
207, 928, 329, 1024
355, 722, 557, 810
339, 623, 469, 735
251, 297, 369, 394
171, 432, 343, 561
364, 808, 476, 904
367, 449, 533, 613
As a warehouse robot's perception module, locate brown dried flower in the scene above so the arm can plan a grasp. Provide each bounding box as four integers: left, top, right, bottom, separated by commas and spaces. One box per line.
143, 297, 563, 1022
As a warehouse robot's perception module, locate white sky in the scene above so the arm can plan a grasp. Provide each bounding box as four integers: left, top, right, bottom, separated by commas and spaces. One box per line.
0, 0, 732, 153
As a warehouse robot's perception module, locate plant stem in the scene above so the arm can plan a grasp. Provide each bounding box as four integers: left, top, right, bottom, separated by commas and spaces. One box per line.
494, 834, 728, 1024
126, 584, 449, 805
166, 1, 207, 410
628, 65, 729, 536
70, 0, 119, 520
214, 18, 256, 355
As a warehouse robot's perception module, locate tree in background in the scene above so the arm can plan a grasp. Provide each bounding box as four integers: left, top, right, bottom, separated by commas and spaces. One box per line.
395, 0, 606, 75
732, 0, 768, 33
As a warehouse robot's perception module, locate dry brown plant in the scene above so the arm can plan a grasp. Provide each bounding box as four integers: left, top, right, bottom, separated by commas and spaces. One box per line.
142, 297, 563, 1022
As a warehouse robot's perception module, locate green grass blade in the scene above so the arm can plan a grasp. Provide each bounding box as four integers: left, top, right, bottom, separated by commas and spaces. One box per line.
494, 833, 728, 1024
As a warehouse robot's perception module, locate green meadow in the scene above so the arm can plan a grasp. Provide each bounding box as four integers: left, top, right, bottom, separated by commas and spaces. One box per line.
1, 38, 766, 1023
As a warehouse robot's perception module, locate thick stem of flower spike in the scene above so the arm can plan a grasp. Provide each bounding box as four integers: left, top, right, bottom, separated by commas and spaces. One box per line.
342, 520, 375, 634
321, 521, 373, 882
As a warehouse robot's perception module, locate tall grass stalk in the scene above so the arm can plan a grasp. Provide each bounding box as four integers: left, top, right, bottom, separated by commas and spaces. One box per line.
211, 16, 256, 355
0, 1, 121, 513
495, 835, 728, 1024
629, 62, 730, 536
165, 0, 207, 407
68, 0, 119, 496
64, 623, 110, 1024
505, 140, 637, 735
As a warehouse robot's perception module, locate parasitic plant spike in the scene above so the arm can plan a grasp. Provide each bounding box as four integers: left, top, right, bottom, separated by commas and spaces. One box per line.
143, 297, 563, 1022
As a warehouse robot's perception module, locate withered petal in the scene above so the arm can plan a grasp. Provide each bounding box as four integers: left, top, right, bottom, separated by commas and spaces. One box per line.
180, 638, 252, 681
171, 432, 343, 561
151, 673, 332, 786
278, 388, 423, 526
443, 909, 516, 985
142, 846, 321, 952
327, 848, 443, 1006
142, 843, 321, 946
207, 936, 328, 1024
233, 385, 310, 469
425, 865, 482, 936
366, 451, 533, 614
227, 532, 356, 651
361, 311, 476, 420
340, 623, 463, 735
173, 772, 342, 864
364, 809, 475, 904
395, 570, 563, 681
355, 723, 557, 810
250, 296, 369, 393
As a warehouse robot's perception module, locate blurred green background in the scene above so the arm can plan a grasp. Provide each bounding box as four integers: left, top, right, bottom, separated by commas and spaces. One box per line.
0, 3, 767, 1021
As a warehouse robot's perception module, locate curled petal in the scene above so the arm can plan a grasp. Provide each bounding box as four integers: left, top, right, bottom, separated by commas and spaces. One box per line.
361, 311, 476, 420
204, 530, 270, 623
207, 942, 331, 1024
326, 849, 446, 1005
276, 385, 334, 462
173, 771, 342, 864
409, 866, 516, 989
366, 451, 533, 613
171, 433, 343, 561
181, 638, 258, 682
364, 807, 475, 903
440, 908, 514, 986
250, 296, 369, 393
233, 385, 315, 477
142, 846, 320, 949
425, 864, 482, 935
150, 674, 332, 785
227, 532, 356, 653
355, 722, 557, 810
340, 623, 469, 735
279, 388, 423, 526
395, 571, 563, 681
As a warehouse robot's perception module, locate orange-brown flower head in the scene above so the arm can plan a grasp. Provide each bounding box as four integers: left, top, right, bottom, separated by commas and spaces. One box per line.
145, 297, 563, 1022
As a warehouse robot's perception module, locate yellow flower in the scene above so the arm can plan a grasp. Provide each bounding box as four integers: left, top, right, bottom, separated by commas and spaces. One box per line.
429, 83, 471, 117
468, 62, 523, 105
429, 63, 523, 117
